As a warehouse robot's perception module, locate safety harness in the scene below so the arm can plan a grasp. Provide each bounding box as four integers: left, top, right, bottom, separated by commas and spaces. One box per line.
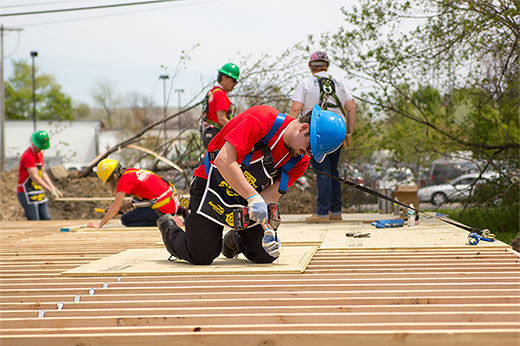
200, 87, 235, 130
204, 113, 304, 194
315, 75, 347, 118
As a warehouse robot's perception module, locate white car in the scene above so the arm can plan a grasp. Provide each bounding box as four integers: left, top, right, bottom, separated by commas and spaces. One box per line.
418, 173, 497, 205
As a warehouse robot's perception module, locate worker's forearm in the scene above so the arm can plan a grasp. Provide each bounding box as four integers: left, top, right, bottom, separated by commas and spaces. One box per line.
42, 172, 56, 190
216, 111, 229, 126
97, 201, 121, 227
259, 183, 281, 204
345, 100, 357, 134
288, 102, 303, 118
30, 174, 53, 191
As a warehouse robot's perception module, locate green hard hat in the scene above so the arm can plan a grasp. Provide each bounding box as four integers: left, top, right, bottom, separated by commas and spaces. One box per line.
31, 130, 50, 150
218, 63, 240, 81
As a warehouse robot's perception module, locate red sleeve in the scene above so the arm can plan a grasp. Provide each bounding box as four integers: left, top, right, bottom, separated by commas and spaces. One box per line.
223, 116, 271, 162
116, 173, 135, 195
21, 151, 37, 169
212, 90, 230, 113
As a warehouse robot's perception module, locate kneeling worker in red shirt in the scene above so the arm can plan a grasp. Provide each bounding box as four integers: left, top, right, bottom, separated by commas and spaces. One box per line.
88, 159, 184, 228
157, 104, 346, 264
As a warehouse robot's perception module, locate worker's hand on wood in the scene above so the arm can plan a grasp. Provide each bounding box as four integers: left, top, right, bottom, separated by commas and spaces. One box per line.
262, 229, 281, 258
51, 188, 63, 199
247, 194, 268, 225
87, 221, 102, 228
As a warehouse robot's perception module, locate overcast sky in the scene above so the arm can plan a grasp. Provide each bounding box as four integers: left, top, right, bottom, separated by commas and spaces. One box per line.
1, 0, 352, 108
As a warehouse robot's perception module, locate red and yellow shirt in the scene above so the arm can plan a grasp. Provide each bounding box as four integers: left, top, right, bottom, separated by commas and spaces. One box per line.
117, 169, 177, 214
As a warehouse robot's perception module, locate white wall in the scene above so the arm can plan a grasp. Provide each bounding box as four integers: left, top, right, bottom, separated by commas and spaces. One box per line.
4, 120, 100, 170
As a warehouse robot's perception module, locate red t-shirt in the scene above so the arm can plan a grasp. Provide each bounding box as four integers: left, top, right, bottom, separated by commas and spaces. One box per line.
194, 105, 310, 189
17, 147, 44, 193
205, 86, 230, 126
116, 168, 178, 214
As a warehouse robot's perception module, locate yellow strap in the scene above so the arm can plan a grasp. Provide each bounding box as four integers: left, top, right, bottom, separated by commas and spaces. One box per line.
151, 196, 171, 210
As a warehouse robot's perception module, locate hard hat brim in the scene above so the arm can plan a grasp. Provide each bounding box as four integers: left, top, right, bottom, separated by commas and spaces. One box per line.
310, 105, 326, 163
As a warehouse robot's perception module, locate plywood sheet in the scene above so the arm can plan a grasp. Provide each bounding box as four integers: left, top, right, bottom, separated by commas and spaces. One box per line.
62, 246, 317, 276
62, 221, 157, 232
320, 223, 511, 250
282, 213, 398, 223
226, 224, 326, 246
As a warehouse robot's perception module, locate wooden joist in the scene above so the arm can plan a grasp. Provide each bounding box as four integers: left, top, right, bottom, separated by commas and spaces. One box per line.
0, 216, 518, 345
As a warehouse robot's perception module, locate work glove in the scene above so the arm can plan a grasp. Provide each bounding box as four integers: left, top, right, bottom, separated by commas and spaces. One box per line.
262, 228, 282, 258
51, 189, 63, 199
247, 194, 268, 225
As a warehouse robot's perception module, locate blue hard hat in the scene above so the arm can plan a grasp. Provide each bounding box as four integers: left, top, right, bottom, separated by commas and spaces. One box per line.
310, 104, 347, 163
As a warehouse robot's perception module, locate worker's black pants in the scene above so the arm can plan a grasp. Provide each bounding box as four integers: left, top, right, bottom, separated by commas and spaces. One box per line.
121, 207, 158, 227
161, 177, 275, 265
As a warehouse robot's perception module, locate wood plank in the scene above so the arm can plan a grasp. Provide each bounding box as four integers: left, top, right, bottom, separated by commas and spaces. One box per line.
1, 322, 520, 334
1, 312, 519, 329
1, 330, 518, 346
2, 296, 518, 311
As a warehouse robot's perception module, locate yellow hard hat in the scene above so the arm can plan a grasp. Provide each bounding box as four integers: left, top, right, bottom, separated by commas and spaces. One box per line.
95, 158, 119, 182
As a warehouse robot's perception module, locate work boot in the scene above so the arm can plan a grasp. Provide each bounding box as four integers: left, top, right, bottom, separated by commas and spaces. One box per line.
305, 214, 330, 223
222, 230, 241, 258
329, 213, 342, 221
156, 214, 176, 238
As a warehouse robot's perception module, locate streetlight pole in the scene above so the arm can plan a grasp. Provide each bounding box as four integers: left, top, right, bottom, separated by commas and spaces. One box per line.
174, 89, 184, 130
159, 74, 169, 138
30, 51, 38, 132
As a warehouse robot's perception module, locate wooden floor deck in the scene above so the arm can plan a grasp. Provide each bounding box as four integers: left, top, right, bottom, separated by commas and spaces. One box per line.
1, 215, 519, 345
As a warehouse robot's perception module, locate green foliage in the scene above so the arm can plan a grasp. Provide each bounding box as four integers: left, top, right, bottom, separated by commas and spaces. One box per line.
440, 206, 519, 245
5, 59, 73, 120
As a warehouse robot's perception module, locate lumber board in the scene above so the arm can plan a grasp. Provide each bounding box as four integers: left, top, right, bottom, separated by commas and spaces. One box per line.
61, 247, 317, 276
2, 312, 520, 329
0, 330, 518, 346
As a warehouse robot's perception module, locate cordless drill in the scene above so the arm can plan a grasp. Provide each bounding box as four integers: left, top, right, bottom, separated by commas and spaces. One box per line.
233, 202, 281, 233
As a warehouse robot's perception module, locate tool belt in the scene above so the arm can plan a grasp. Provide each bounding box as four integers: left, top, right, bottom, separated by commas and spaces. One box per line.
19, 166, 47, 205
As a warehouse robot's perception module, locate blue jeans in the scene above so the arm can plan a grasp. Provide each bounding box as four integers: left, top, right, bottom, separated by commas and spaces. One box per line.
17, 192, 51, 220
311, 147, 342, 217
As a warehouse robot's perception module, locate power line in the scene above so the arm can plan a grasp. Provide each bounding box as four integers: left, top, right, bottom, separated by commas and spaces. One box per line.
0, 0, 181, 17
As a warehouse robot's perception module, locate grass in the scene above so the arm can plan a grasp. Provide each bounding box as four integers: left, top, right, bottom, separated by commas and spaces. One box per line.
437, 205, 519, 245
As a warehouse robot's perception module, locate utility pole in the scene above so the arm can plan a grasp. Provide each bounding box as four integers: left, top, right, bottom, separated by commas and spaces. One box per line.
174, 89, 184, 130
159, 74, 169, 138
0, 25, 23, 172
30, 51, 38, 132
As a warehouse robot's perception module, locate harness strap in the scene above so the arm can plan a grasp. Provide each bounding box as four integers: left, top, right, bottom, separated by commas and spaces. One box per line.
278, 155, 303, 194
242, 112, 286, 166
201, 87, 232, 129
315, 74, 348, 128
203, 112, 303, 194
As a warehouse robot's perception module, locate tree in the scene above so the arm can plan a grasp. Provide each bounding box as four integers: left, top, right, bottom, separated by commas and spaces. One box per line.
91, 79, 122, 128
5, 59, 73, 120
312, 0, 518, 234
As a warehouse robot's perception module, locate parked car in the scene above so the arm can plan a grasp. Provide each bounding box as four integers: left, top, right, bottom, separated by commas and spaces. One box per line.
424, 160, 479, 186
418, 172, 497, 205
